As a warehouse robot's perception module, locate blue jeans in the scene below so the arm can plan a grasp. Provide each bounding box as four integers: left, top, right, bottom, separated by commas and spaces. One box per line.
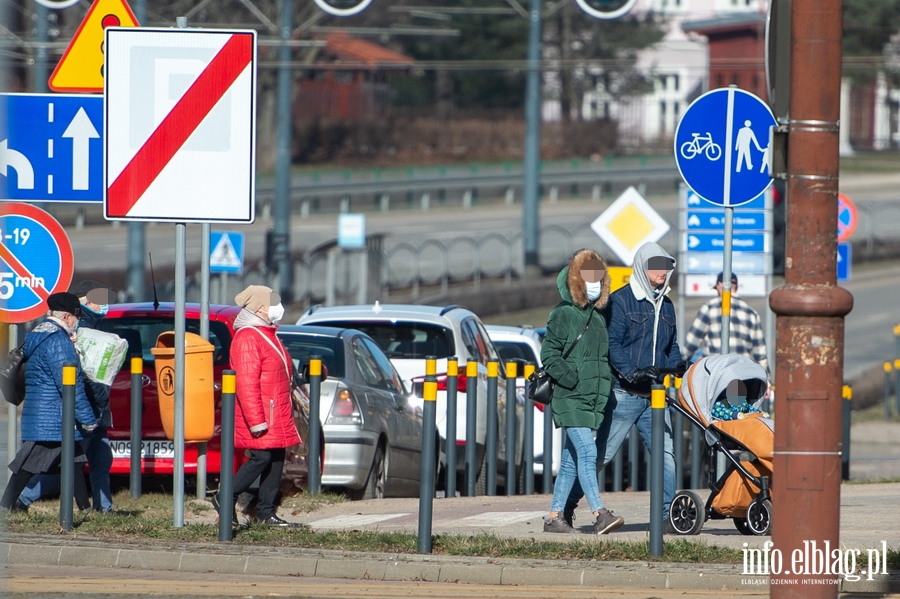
18, 426, 113, 512
566, 388, 676, 519
550, 427, 604, 514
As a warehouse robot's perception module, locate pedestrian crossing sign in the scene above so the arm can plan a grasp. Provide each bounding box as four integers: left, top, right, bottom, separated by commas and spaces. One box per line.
210, 231, 244, 274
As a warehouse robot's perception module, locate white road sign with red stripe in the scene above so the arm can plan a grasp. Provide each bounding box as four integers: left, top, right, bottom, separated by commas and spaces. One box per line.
103, 28, 257, 223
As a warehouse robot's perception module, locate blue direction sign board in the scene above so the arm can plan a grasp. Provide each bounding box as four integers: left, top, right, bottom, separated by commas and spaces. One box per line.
837, 242, 851, 282
209, 231, 244, 274
684, 251, 768, 275
686, 188, 769, 210
675, 88, 776, 207
686, 232, 767, 253
686, 210, 767, 231
1, 93, 103, 203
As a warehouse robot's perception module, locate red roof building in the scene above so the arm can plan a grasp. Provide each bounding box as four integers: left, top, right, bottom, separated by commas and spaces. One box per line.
295, 32, 414, 121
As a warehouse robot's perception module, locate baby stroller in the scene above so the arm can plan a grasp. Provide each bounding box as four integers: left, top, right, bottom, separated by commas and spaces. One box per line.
666, 354, 774, 536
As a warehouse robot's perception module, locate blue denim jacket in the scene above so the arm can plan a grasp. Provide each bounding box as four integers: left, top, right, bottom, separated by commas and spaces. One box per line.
607, 285, 682, 389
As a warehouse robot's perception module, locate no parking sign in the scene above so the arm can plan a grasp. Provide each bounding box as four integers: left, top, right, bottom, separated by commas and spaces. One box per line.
0, 203, 74, 323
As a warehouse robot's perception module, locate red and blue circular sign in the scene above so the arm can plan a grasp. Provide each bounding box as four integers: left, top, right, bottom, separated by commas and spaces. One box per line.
0, 203, 74, 323
837, 193, 857, 243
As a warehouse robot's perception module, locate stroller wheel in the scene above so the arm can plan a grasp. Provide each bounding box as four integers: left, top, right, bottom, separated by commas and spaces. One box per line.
668, 490, 705, 535
746, 497, 772, 535
733, 517, 755, 536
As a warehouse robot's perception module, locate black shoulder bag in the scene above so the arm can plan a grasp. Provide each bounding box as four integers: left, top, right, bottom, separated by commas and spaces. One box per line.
527, 309, 594, 406
1, 335, 53, 406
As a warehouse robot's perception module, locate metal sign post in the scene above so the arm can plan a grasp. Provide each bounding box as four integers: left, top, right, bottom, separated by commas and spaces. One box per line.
721, 207, 733, 352
197, 222, 210, 499
7, 325, 17, 484
173, 221, 186, 527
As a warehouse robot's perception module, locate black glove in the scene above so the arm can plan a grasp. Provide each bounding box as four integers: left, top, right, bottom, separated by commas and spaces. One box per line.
632, 366, 660, 383
675, 360, 688, 377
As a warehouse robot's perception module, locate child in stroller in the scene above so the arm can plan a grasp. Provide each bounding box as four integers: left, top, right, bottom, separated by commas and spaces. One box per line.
667, 354, 774, 536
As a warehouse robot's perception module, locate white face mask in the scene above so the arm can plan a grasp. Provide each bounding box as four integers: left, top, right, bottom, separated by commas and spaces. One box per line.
267, 303, 285, 324
585, 281, 602, 302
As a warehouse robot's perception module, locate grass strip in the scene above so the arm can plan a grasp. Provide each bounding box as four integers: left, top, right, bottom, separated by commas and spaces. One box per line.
7, 492, 896, 568
3, 492, 739, 564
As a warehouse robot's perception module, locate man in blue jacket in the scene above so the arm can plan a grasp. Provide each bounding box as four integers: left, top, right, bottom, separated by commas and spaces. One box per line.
565, 242, 684, 531
16, 281, 116, 513
0, 293, 98, 511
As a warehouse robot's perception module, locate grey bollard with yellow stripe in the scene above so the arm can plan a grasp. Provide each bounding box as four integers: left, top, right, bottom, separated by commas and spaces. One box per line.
60, 362, 76, 532
418, 373, 438, 553
650, 383, 666, 557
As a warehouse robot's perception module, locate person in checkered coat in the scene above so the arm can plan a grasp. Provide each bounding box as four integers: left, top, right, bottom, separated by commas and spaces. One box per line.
682, 272, 770, 378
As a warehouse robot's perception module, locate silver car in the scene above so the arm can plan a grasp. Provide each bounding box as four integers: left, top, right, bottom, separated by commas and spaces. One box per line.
277, 325, 425, 499
484, 325, 562, 480
297, 303, 526, 495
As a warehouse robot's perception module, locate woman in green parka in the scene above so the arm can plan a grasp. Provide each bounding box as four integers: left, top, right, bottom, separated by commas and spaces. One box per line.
541, 248, 624, 535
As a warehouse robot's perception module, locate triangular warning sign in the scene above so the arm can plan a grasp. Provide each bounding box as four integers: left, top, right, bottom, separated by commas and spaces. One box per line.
211, 234, 242, 269
49, 0, 139, 93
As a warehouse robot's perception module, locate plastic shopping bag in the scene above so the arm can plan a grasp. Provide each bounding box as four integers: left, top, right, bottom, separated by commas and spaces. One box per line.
76, 328, 128, 386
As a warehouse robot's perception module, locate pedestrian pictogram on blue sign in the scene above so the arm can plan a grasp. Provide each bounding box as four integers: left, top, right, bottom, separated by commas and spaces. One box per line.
675, 88, 776, 207
1, 93, 103, 203
210, 231, 244, 274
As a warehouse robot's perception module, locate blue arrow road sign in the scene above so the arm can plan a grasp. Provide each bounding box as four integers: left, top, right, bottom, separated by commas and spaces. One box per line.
686, 188, 769, 210
685, 232, 768, 253
1, 93, 103, 203
837, 242, 851, 282
686, 210, 768, 231
210, 231, 245, 274
675, 88, 776, 207
684, 251, 769, 275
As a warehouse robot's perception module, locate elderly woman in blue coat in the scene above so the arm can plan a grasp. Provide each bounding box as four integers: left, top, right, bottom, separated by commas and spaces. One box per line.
0, 293, 98, 511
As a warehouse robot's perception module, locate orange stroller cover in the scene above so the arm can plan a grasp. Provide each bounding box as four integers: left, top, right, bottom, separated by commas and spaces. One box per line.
679, 355, 774, 518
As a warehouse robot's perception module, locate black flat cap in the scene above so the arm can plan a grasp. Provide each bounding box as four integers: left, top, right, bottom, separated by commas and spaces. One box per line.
47, 292, 82, 316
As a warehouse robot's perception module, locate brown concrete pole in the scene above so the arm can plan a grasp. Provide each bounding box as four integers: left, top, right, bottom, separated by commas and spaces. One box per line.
768, 0, 853, 594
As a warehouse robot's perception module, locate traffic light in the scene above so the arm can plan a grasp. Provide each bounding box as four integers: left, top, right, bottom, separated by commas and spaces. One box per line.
313, 0, 374, 17
265, 229, 289, 272
575, 0, 639, 19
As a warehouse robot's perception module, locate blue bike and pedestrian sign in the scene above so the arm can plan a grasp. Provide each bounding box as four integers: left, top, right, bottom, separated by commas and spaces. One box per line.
1, 93, 103, 203
675, 88, 777, 207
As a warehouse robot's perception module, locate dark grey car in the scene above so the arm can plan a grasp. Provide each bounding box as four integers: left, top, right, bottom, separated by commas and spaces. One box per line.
277, 325, 425, 499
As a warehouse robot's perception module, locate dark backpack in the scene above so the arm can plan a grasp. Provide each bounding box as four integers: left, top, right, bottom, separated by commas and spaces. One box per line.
0, 344, 27, 406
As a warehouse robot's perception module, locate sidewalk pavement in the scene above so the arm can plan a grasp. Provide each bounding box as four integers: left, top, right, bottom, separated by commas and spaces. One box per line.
2, 483, 899, 594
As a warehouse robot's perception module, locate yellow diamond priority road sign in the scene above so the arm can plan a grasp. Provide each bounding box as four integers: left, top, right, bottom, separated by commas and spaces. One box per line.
591, 186, 670, 266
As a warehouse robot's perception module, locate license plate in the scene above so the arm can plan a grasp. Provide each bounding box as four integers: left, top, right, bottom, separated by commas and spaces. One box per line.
110, 439, 176, 459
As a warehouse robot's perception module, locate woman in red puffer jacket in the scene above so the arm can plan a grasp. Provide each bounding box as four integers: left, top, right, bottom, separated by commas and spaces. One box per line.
211, 285, 299, 527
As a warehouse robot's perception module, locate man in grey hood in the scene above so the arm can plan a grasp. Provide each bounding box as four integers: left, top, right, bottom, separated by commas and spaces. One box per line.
565, 242, 684, 531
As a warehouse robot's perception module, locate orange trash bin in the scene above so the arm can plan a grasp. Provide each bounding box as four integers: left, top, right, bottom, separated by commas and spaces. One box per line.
151, 331, 215, 443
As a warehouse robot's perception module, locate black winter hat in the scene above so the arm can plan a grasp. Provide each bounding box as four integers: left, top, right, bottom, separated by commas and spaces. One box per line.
47, 292, 82, 316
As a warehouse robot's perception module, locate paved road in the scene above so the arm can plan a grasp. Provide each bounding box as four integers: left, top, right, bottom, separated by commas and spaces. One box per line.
2, 565, 767, 598
65, 172, 900, 272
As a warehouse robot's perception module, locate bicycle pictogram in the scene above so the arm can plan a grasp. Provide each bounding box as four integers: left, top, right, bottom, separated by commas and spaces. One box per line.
680, 132, 722, 161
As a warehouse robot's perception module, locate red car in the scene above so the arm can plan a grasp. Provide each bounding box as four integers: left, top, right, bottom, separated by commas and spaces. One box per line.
97, 302, 317, 487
